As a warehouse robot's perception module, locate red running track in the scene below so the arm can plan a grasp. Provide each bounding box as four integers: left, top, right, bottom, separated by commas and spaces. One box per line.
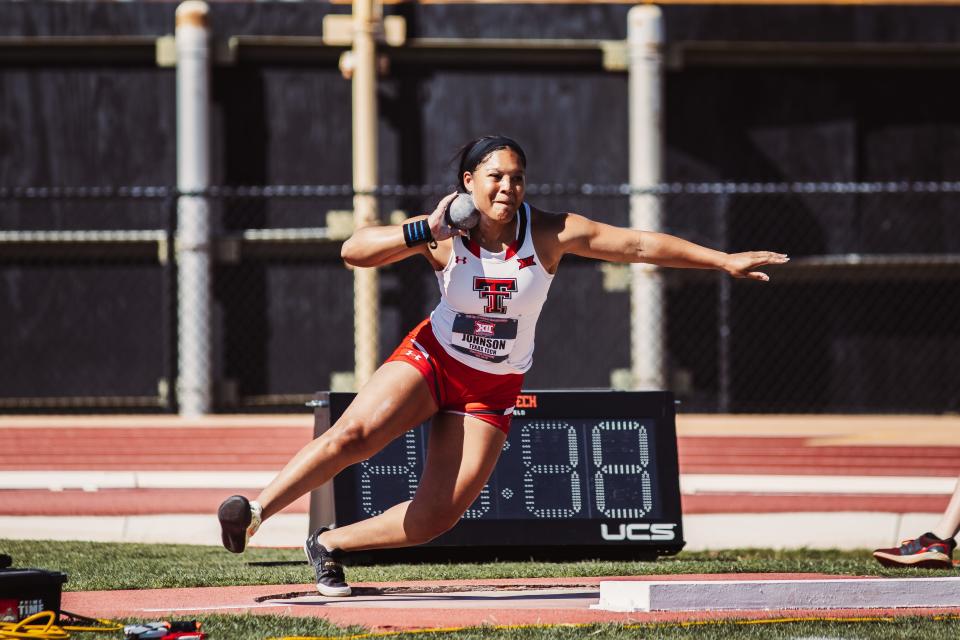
3, 425, 959, 515
6, 427, 960, 475
0, 427, 310, 471
0, 489, 950, 515
677, 436, 960, 477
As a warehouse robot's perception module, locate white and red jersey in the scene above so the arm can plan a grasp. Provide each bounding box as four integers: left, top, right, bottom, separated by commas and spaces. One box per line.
430, 202, 555, 375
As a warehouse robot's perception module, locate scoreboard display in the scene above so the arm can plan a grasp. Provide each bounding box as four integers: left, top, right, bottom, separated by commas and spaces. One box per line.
309, 390, 684, 563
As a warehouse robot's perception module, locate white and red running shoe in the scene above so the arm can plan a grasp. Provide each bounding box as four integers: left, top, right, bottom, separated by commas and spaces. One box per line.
873, 532, 956, 569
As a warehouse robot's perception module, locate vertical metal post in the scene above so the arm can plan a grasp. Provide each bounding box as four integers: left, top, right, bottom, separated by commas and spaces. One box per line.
308, 393, 336, 531
628, 5, 665, 391
717, 195, 732, 412
352, 0, 381, 388
175, 1, 213, 416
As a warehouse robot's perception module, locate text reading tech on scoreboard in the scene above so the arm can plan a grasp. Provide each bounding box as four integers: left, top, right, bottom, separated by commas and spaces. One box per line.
313, 390, 684, 562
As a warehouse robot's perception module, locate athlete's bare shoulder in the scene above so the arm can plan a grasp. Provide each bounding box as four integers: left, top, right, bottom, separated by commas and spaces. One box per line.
529, 205, 559, 222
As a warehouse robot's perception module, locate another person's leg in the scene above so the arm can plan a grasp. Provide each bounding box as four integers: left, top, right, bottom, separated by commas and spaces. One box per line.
932, 476, 960, 542
219, 360, 438, 553
873, 474, 960, 569
306, 412, 506, 595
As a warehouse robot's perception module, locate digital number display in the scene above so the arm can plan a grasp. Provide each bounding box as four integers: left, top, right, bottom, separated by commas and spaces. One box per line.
311, 391, 684, 562
356, 419, 662, 521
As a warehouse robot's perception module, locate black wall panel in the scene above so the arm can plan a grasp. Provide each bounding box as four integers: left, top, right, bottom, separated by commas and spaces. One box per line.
730, 280, 960, 413
4, 3, 960, 411
215, 258, 355, 403
0, 68, 176, 208
0, 260, 169, 400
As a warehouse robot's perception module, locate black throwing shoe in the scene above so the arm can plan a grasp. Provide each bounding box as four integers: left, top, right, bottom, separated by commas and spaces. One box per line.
304, 527, 352, 596
217, 495, 261, 553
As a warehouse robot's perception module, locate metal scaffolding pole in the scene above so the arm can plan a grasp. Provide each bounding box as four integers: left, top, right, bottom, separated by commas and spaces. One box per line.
351, 0, 381, 388
628, 5, 665, 391
175, 1, 213, 415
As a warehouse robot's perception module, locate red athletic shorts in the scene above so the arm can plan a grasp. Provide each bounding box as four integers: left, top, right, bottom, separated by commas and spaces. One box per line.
386, 318, 523, 434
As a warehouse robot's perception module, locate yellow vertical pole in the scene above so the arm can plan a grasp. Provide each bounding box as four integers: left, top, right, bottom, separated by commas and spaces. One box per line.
352, 0, 380, 388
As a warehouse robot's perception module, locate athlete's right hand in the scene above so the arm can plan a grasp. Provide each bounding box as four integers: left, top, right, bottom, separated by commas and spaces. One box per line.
427, 192, 466, 242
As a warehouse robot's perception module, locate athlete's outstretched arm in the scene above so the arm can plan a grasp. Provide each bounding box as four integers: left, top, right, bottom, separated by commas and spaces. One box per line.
340, 218, 430, 268
556, 213, 788, 281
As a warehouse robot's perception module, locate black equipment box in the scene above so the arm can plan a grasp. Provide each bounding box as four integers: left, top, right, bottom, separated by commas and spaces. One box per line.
0, 563, 69, 623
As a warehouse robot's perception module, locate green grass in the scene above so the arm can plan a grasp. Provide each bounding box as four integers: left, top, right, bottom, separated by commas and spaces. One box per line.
0, 539, 946, 592
46, 615, 960, 640
4, 540, 958, 640
366, 618, 960, 640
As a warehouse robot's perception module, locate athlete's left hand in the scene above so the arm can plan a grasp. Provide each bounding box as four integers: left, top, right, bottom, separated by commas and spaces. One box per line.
722, 251, 789, 281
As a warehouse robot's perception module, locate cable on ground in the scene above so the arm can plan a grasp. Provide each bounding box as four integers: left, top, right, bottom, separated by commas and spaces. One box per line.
0, 610, 122, 640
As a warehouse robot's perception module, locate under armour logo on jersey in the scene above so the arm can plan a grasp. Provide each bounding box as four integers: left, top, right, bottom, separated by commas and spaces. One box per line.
404, 349, 422, 361
517, 255, 536, 270
473, 277, 518, 314
455, 256, 468, 264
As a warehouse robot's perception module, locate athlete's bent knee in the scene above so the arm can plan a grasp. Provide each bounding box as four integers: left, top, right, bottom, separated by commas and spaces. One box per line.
404, 511, 460, 545
323, 419, 376, 463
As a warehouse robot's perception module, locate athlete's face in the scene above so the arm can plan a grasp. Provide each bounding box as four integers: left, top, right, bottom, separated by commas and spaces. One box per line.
463, 149, 526, 224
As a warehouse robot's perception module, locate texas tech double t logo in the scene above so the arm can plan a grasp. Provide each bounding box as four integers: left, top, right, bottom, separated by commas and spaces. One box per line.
473, 277, 518, 314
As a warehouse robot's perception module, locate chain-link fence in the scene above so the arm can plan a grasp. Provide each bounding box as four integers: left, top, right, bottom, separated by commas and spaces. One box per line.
2, 182, 958, 413
0, 188, 176, 411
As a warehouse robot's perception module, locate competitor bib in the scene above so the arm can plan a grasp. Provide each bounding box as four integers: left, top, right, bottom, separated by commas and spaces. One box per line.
450, 314, 519, 363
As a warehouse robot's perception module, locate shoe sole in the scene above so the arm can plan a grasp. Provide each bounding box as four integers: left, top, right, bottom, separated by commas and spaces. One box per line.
873, 551, 952, 569
303, 541, 352, 597
218, 495, 251, 554
316, 583, 353, 597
